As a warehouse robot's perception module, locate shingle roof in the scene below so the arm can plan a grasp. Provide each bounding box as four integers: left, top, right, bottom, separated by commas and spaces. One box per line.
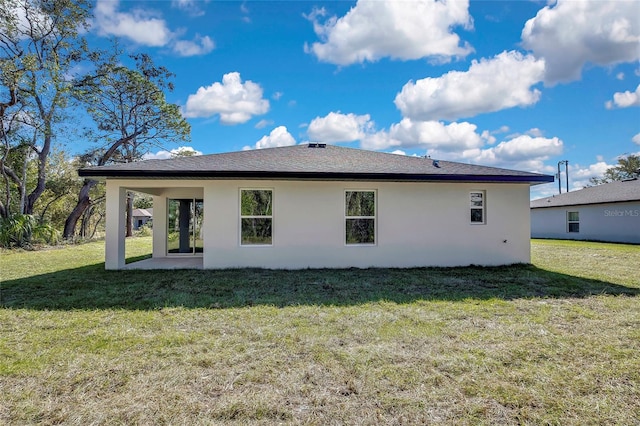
132, 208, 152, 217
79, 143, 553, 184
531, 178, 640, 208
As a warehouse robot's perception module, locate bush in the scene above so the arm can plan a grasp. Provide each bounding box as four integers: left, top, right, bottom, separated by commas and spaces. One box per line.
0, 214, 61, 248
135, 222, 152, 237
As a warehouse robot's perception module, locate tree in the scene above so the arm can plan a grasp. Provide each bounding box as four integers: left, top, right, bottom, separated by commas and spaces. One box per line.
590, 154, 640, 185
0, 0, 92, 219
63, 52, 190, 239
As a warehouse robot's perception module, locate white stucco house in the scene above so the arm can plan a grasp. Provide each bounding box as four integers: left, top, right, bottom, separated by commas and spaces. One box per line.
79, 144, 553, 270
531, 178, 640, 244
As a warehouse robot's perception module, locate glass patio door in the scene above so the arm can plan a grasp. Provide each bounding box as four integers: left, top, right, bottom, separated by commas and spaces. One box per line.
167, 198, 203, 255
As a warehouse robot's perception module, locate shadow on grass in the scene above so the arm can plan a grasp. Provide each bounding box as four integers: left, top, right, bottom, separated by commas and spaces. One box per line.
1, 262, 638, 310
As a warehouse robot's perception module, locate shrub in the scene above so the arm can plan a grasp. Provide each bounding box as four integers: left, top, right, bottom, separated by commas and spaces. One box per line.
135, 222, 152, 237
0, 214, 61, 248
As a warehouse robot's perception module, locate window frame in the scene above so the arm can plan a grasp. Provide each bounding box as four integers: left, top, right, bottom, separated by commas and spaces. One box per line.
469, 190, 486, 225
239, 188, 274, 246
344, 189, 377, 246
567, 211, 580, 233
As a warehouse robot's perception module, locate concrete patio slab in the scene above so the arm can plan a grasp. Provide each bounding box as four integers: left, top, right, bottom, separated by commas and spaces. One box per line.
123, 257, 203, 270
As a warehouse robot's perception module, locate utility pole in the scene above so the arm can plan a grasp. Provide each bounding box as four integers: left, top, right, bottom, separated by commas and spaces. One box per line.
557, 160, 569, 194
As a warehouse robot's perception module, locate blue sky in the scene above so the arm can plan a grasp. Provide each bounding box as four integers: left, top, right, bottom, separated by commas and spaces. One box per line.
86, 0, 639, 199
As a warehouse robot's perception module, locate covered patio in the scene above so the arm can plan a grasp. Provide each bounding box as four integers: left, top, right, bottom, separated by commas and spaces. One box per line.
104, 181, 206, 270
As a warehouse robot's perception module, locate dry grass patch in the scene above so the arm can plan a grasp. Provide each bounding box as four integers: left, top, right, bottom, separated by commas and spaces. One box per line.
1, 238, 639, 424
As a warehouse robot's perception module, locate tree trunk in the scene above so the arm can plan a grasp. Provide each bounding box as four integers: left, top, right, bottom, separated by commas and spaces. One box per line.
19, 153, 28, 214
81, 204, 95, 238
25, 93, 53, 215
90, 211, 105, 239
1, 164, 24, 217
63, 179, 97, 239
63, 131, 145, 239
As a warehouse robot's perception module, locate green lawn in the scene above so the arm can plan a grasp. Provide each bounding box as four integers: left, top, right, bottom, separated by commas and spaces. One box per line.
1, 238, 638, 424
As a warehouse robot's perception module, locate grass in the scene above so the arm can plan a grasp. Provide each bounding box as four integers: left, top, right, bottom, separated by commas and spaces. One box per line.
0, 238, 638, 424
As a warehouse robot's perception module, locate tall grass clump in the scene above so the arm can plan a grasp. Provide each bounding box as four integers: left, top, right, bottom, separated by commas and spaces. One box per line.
0, 214, 60, 248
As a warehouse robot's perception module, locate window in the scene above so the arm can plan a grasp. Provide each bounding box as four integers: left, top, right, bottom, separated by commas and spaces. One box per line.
240, 189, 273, 245
567, 211, 579, 233
470, 191, 485, 224
345, 190, 376, 245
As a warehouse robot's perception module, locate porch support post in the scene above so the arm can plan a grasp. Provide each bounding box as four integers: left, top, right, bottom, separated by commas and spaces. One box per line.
152, 195, 167, 258
178, 199, 192, 253
105, 181, 126, 270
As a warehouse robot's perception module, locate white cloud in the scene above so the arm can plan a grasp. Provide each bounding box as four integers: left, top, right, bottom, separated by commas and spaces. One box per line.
570, 161, 612, 180
394, 51, 545, 121
143, 146, 203, 160
479, 135, 563, 162
183, 72, 270, 124
605, 84, 640, 109
95, 0, 173, 46
255, 119, 274, 129
406, 132, 564, 174
616, 72, 625, 80
272, 92, 283, 101
305, 0, 473, 66
307, 112, 373, 142
172, 0, 210, 17
363, 119, 488, 152
633, 133, 640, 145
95, 0, 214, 56
522, 0, 640, 84
173, 35, 215, 57
526, 128, 544, 138
246, 126, 296, 150
240, 2, 251, 23
4, 2, 53, 39
568, 161, 615, 190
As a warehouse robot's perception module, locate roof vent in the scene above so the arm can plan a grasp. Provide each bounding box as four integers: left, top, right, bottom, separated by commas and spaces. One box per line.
308, 143, 326, 148
432, 159, 440, 168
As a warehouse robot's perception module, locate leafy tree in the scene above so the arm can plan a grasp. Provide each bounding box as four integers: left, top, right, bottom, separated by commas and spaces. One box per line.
133, 194, 153, 210
0, 0, 92, 219
38, 150, 87, 228
63, 52, 190, 239
590, 154, 640, 185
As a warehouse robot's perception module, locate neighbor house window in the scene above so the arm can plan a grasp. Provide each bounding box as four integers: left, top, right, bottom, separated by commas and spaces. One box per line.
345, 190, 376, 245
240, 189, 273, 245
470, 191, 486, 224
567, 211, 579, 233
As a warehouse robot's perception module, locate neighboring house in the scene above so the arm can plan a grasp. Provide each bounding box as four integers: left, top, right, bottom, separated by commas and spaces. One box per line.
531, 178, 640, 244
132, 208, 153, 230
79, 143, 553, 270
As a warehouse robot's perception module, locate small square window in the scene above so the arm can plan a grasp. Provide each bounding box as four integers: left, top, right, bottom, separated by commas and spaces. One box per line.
470, 191, 486, 224
567, 211, 579, 233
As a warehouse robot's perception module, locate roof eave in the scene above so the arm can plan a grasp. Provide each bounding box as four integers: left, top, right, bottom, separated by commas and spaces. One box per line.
78, 169, 554, 184
532, 198, 640, 208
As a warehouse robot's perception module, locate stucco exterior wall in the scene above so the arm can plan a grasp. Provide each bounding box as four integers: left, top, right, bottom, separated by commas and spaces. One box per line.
106, 179, 532, 269
531, 202, 640, 244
